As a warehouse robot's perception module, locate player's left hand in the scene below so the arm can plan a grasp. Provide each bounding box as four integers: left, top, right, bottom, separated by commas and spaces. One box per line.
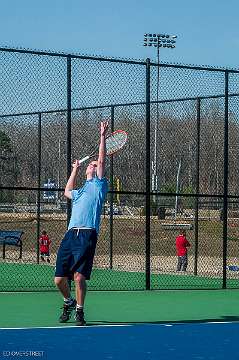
72, 159, 80, 170
100, 121, 109, 137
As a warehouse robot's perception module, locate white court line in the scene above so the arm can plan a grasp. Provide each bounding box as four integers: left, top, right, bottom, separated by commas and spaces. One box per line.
207, 321, 231, 324
1, 321, 238, 330
0, 325, 131, 330
161, 321, 233, 325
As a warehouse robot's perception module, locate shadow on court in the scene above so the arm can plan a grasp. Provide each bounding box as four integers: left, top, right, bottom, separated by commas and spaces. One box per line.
86, 315, 239, 326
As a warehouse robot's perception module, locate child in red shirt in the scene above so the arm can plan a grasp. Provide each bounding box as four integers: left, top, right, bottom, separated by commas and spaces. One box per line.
39, 230, 51, 263
176, 230, 191, 271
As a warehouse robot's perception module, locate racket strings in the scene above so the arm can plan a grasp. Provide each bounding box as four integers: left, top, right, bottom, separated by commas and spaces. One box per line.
106, 132, 127, 155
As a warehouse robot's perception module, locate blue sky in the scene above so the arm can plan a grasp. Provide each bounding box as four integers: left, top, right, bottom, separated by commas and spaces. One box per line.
1, 0, 239, 69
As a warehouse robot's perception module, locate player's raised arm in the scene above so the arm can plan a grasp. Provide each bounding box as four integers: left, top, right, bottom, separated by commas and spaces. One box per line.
64, 160, 80, 199
97, 121, 109, 179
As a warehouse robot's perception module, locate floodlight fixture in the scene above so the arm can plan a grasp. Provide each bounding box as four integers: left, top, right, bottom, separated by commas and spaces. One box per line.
143, 32, 178, 200
143, 33, 177, 48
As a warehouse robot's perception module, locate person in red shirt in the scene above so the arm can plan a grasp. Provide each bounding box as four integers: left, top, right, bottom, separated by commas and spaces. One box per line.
39, 230, 51, 263
176, 230, 191, 271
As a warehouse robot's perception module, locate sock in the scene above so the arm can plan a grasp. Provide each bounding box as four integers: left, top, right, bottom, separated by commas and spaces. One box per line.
76, 304, 83, 311
64, 297, 74, 305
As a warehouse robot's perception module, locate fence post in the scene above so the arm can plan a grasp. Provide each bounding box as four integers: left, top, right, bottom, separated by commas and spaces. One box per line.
222, 70, 229, 289
3, 242, 6, 259
146, 58, 151, 290
194, 98, 201, 275
36, 112, 42, 264
109, 106, 115, 269
66, 55, 72, 225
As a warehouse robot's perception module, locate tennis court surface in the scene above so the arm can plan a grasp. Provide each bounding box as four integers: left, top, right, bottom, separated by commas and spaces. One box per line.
1, 290, 239, 359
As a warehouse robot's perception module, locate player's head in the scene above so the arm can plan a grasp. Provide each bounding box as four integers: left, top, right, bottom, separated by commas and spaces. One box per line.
42, 230, 47, 235
180, 230, 186, 236
86, 160, 98, 178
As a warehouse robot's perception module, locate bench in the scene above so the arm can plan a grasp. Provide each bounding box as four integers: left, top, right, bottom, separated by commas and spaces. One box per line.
161, 223, 193, 230
0, 230, 23, 259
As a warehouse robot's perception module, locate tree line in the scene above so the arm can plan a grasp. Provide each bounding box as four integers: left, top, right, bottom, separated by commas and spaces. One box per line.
1, 102, 239, 205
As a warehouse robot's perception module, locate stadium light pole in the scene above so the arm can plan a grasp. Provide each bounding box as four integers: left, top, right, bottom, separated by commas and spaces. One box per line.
144, 33, 177, 204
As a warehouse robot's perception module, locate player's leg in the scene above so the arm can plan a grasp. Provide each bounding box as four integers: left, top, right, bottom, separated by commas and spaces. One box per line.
54, 276, 71, 299
74, 272, 87, 306
74, 272, 87, 326
182, 255, 188, 271
45, 252, 50, 263
71, 229, 97, 326
54, 276, 76, 323
177, 256, 182, 271
54, 231, 76, 322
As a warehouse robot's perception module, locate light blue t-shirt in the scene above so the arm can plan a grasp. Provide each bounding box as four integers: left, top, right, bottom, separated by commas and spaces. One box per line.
68, 177, 108, 234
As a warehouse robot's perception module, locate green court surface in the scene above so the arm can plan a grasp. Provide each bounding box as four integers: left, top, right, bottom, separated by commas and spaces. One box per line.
1, 290, 239, 328
1, 262, 239, 329
0, 262, 238, 291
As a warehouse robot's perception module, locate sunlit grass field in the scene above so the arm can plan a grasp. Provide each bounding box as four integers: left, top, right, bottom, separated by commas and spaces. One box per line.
1, 212, 239, 291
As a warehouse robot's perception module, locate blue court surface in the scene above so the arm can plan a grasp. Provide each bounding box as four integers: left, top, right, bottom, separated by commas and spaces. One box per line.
0, 322, 239, 360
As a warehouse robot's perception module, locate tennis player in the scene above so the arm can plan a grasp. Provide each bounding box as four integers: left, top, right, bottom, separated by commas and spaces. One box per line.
54, 121, 109, 326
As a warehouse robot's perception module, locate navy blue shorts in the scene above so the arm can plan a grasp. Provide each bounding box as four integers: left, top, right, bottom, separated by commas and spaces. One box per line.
55, 228, 97, 280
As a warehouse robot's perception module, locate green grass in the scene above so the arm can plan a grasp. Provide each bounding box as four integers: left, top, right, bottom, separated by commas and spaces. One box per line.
1, 215, 239, 291
1, 216, 238, 257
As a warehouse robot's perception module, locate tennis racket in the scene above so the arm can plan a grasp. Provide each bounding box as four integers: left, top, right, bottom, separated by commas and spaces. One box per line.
78, 129, 128, 164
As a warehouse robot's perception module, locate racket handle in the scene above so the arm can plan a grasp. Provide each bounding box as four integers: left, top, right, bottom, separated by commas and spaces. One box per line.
78, 156, 90, 164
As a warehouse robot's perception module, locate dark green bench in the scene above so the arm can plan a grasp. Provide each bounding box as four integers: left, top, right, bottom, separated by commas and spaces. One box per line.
0, 230, 23, 259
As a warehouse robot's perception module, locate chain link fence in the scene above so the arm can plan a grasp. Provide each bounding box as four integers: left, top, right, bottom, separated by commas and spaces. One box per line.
0, 47, 239, 291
